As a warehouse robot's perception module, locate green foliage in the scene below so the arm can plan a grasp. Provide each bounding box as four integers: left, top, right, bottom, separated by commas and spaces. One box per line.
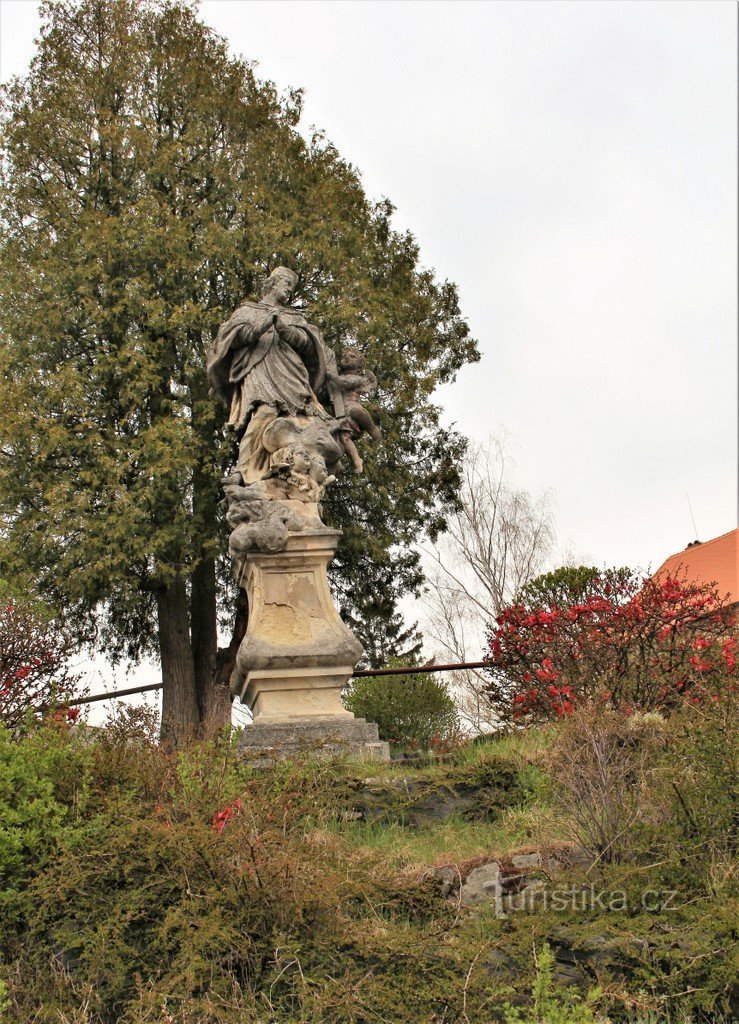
503, 944, 600, 1024
0, 722, 91, 933
343, 667, 459, 749
0, 0, 478, 698
347, 602, 423, 670
650, 696, 738, 896
516, 566, 632, 608
0, 713, 736, 1022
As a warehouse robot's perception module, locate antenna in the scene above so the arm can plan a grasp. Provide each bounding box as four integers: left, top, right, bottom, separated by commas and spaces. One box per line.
685, 490, 699, 541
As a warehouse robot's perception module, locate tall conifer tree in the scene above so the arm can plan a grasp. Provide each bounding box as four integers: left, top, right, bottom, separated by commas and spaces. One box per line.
0, 0, 478, 741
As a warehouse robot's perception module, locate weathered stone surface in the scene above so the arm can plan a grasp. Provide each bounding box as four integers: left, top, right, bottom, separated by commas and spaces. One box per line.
208, 267, 382, 550
459, 862, 502, 908
502, 878, 547, 914
421, 865, 458, 898
238, 714, 389, 762
208, 269, 387, 758
349, 760, 520, 827
231, 529, 364, 720
510, 851, 541, 870
411, 844, 593, 916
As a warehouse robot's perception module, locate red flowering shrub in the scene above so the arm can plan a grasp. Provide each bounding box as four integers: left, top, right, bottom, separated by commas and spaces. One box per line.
212, 798, 243, 834
0, 597, 79, 735
485, 566, 736, 723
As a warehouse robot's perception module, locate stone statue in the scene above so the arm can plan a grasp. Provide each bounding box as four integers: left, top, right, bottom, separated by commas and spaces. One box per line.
207, 268, 388, 759
326, 345, 381, 474
208, 267, 379, 555
207, 267, 342, 488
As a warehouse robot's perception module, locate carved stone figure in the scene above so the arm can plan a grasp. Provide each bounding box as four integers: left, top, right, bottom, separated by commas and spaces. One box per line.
207, 267, 343, 492
327, 346, 381, 474
207, 269, 388, 760
208, 268, 380, 553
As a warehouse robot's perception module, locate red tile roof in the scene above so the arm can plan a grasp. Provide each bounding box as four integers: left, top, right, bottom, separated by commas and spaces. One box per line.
654, 529, 738, 605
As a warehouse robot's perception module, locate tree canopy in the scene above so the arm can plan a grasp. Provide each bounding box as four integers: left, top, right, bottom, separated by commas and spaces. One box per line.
0, 0, 478, 737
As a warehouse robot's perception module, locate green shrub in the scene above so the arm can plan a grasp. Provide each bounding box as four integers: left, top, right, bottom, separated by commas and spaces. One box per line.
0, 714, 735, 1022
503, 943, 600, 1024
343, 668, 459, 750
0, 722, 91, 902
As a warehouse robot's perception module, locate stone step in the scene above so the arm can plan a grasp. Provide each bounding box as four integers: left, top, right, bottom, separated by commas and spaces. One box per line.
237, 715, 389, 762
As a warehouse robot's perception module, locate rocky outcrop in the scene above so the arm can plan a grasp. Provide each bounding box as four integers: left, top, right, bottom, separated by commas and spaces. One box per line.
344, 759, 521, 827
422, 845, 591, 915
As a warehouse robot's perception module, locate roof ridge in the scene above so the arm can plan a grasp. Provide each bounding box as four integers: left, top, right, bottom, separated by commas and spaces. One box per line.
691, 528, 737, 549
661, 527, 737, 563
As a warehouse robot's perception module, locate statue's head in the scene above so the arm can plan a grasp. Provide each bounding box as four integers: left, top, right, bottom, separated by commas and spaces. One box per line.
339, 346, 364, 372
262, 266, 298, 304
285, 444, 312, 475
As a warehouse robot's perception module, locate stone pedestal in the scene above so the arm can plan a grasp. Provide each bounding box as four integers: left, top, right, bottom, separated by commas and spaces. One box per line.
231, 528, 389, 761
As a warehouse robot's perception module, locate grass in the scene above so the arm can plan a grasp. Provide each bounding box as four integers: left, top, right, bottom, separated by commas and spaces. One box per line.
328, 815, 503, 867
347, 724, 557, 786
317, 725, 567, 870
327, 802, 568, 870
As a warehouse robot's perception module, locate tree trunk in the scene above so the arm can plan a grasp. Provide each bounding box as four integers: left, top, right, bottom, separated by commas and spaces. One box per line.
214, 588, 248, 697
189, 351, 232, 735
158, 576, 200, 745
191, 554, 232, 734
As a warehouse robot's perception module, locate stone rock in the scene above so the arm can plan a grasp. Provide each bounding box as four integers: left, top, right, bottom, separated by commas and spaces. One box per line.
487, 947, 523, 979
348, 766, 520, 828
510, 851, 541, 869
505, 879, 546, 914
460, 862, 502, 908
238, 714, 389, 762
421, 865, 458, 899
547, 929, 650, 980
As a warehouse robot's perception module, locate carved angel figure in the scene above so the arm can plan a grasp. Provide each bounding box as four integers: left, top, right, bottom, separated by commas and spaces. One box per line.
326, 346, 381, 474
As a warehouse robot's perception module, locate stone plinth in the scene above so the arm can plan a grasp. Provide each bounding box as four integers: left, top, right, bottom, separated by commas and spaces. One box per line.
237, 714, 389, 762
231, 528, 389, 761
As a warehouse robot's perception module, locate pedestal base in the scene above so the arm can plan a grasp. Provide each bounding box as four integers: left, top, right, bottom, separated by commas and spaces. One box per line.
238, 714, 390, 762
231, 528, 388, 762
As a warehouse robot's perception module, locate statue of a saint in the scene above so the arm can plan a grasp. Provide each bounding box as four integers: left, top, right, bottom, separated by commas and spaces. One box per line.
207, 267, 342, 485
208, 267, 381, 556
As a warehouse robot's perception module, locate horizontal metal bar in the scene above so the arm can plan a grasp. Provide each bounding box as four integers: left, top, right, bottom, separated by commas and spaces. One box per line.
66, 661, 489, 706
67, 682, 164, 706
353, 661, 488, 677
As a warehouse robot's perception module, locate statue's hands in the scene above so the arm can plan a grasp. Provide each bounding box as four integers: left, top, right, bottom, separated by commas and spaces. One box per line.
274, 315, 300, 343
258, 314, 277, 338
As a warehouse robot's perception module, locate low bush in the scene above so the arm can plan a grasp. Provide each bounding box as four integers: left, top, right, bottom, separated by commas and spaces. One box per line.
343, 665, 460, 751
542, 707, 665, 864
0, 707, 735, 1022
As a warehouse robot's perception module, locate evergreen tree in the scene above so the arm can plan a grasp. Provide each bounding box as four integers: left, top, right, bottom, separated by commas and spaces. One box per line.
0, 0, 478, 741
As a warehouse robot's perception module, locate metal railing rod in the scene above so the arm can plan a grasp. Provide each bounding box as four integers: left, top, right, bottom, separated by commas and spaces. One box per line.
353, 661, 488, 677
66, 661, 489, 706
67, 683, 164, 706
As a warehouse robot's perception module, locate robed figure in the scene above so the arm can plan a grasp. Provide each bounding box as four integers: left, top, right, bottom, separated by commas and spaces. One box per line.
207, 267, 344, 483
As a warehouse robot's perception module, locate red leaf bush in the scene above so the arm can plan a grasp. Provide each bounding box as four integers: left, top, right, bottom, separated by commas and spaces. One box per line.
485, 566, 736, 723
0, 598, 78, 734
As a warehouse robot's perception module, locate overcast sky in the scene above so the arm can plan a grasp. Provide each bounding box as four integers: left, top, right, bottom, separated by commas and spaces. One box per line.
1, 0, 737, 701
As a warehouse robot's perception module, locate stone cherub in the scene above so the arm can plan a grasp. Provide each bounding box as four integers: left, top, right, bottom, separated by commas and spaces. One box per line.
326, 346, 381, 474
268, 443, 336, 503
